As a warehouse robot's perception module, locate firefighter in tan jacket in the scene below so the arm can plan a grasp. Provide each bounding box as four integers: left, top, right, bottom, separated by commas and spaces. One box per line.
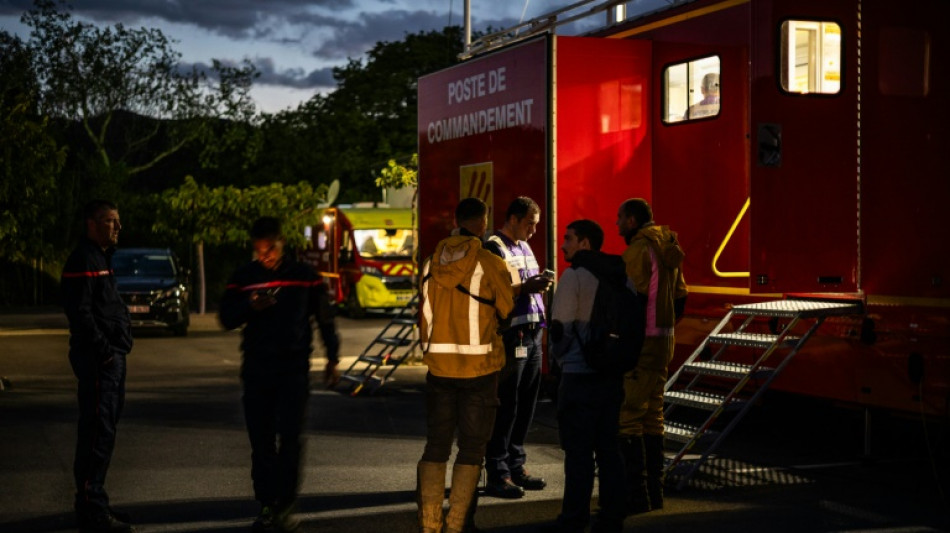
615, 198, 688, 516
417, 197, 514, 533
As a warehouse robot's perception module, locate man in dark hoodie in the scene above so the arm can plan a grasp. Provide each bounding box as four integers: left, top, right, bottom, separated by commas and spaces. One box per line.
615, 198, 688, 515
547, 219, 627, 533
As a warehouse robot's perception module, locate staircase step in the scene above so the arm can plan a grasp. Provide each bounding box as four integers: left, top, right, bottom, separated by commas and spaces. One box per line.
683, 361, 773, 380
341, 374, 381, 384
709, 332, 799, 349
731, 299, 862, 318
358, 355, 387, 365
664, 421, 720, 444
376, 337, 412, 347
665, 390, 743, 410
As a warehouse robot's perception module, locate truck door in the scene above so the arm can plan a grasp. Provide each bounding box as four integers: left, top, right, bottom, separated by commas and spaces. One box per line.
750, 0, 858, 293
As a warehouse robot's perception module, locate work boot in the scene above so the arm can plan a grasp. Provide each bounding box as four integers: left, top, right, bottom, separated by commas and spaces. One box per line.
252, 504, 277, 533
484, 477, 524, 499
444, 463, 482, 533
644, 434, 666, 511
511, 466, 547, 490
417, 461, 447, 533
619, 435, 651, 515
275, 500, 300, 532
78, 512, 135, 533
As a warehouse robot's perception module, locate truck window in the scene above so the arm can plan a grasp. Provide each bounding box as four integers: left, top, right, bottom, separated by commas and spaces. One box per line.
353, 229, 414, 259
780, 20, 842, 94
663, 55, 721, 123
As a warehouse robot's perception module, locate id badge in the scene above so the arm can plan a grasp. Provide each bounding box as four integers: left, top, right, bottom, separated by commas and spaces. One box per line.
515, 346, 528, 359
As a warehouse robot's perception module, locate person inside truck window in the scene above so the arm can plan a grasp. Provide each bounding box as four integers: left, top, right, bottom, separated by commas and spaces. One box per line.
360, 235, 378, 255
685, 73, 720, 119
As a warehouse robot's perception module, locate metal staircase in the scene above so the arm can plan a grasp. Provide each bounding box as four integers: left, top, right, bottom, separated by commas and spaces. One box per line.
662, 298, 862, 488
337, 294, 420, 396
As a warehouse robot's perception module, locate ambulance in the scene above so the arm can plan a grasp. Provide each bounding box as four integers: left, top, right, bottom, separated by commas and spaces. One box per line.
303, 206, 416, 317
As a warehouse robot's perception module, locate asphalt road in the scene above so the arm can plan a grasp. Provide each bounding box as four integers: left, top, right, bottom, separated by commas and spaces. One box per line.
1, 309, 948, 533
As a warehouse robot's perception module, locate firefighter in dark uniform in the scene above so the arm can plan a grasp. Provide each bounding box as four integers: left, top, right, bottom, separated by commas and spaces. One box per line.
61, 199, 135, 532
219, 216, 340, 533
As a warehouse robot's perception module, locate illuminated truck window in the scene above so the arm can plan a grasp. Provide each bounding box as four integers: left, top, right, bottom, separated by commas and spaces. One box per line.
780, 20, 842, 94
663, 55, 721, 123
354, 229, 414, 259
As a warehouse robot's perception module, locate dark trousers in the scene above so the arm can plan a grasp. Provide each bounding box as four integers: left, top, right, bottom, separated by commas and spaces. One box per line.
556, 372, 626, 531
485, 326, 543, 482
242, 368, 310, 506
69, 350, 127, 516
421, 372, 499, 465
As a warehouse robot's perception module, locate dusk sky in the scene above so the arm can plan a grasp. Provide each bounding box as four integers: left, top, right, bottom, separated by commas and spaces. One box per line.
0, 0, 670, 113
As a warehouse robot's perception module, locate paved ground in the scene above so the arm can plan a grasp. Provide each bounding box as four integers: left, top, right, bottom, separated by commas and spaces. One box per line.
1, 308, 948, 532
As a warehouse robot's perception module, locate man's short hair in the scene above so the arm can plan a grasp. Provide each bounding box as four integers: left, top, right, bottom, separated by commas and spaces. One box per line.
250, 217, 282, 240
566, 219, 604, 251
620, 198, 653, 225
456, 197, 488, 224
504, 196, 540, 221
83, 199, 117, 221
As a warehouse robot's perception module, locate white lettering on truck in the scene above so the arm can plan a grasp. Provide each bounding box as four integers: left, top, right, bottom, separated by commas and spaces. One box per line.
427, 98, 534, 144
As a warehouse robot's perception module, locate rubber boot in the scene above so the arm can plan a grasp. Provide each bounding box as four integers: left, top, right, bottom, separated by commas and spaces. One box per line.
444, 464, 482, 533
643, 434, 665, 511
619, 435, 651, 515
417, 461, 446, 533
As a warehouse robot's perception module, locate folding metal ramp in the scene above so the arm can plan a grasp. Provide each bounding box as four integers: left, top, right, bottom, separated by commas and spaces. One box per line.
662, 298, 862, 489
337, 294, 420, 396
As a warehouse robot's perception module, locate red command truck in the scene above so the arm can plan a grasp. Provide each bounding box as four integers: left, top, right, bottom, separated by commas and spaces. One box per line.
302, 206, 416, 318
417, 0, 949, 420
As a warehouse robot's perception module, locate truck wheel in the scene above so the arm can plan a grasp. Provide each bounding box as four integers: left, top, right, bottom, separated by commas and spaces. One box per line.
346, 292, 366, 319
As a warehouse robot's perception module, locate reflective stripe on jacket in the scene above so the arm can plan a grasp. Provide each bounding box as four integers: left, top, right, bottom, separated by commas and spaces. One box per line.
420, 235, 514, 378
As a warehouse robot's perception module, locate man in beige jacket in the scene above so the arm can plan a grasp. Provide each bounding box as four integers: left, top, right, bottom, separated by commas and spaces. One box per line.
417, 197, 515, 533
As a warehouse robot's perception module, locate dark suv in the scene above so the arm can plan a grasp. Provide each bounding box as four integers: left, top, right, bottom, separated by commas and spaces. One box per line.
113, 248, 190, 336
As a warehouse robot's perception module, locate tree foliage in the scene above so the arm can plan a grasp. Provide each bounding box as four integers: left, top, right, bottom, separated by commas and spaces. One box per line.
0, 31, 65, 263
153, 176, 330, 249
375, 153, 418, 190
22, 0, 261, 178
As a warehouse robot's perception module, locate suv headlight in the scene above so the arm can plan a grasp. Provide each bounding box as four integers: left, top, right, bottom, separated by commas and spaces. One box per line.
154, 287, 181, 300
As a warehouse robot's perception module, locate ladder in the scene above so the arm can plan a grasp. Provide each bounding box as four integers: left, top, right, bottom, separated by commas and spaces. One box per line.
662, 298, 862, 489
337, 294, 420, 396
462, 0, 695, 59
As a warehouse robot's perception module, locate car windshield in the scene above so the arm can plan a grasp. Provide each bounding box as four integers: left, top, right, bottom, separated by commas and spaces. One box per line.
353, 229, 414, 259
113, 254, 176, 278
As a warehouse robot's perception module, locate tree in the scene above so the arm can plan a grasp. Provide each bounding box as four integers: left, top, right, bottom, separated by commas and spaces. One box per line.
0, 31, 65, 261
375, 153, 419, 191
153, 176, 330, 313
22, 0, 260, 180
0, 31, 66, 305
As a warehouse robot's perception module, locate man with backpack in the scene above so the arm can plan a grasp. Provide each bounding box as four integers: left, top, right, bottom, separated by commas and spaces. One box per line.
615, 198, 688, 515
547, 219, 630, 533
416, 197, 515, 533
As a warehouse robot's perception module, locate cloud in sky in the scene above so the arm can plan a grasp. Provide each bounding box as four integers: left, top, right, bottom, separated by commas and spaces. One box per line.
0, 0, 669, 111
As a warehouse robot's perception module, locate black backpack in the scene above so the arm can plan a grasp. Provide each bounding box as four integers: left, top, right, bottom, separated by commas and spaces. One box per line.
578, 271, 646, 374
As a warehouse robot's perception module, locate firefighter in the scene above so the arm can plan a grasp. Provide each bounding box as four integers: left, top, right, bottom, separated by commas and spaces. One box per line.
416, 198, 514, 533
62, 199, 135, 532
615, 198, 688, 514
219, 216, 340, 532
